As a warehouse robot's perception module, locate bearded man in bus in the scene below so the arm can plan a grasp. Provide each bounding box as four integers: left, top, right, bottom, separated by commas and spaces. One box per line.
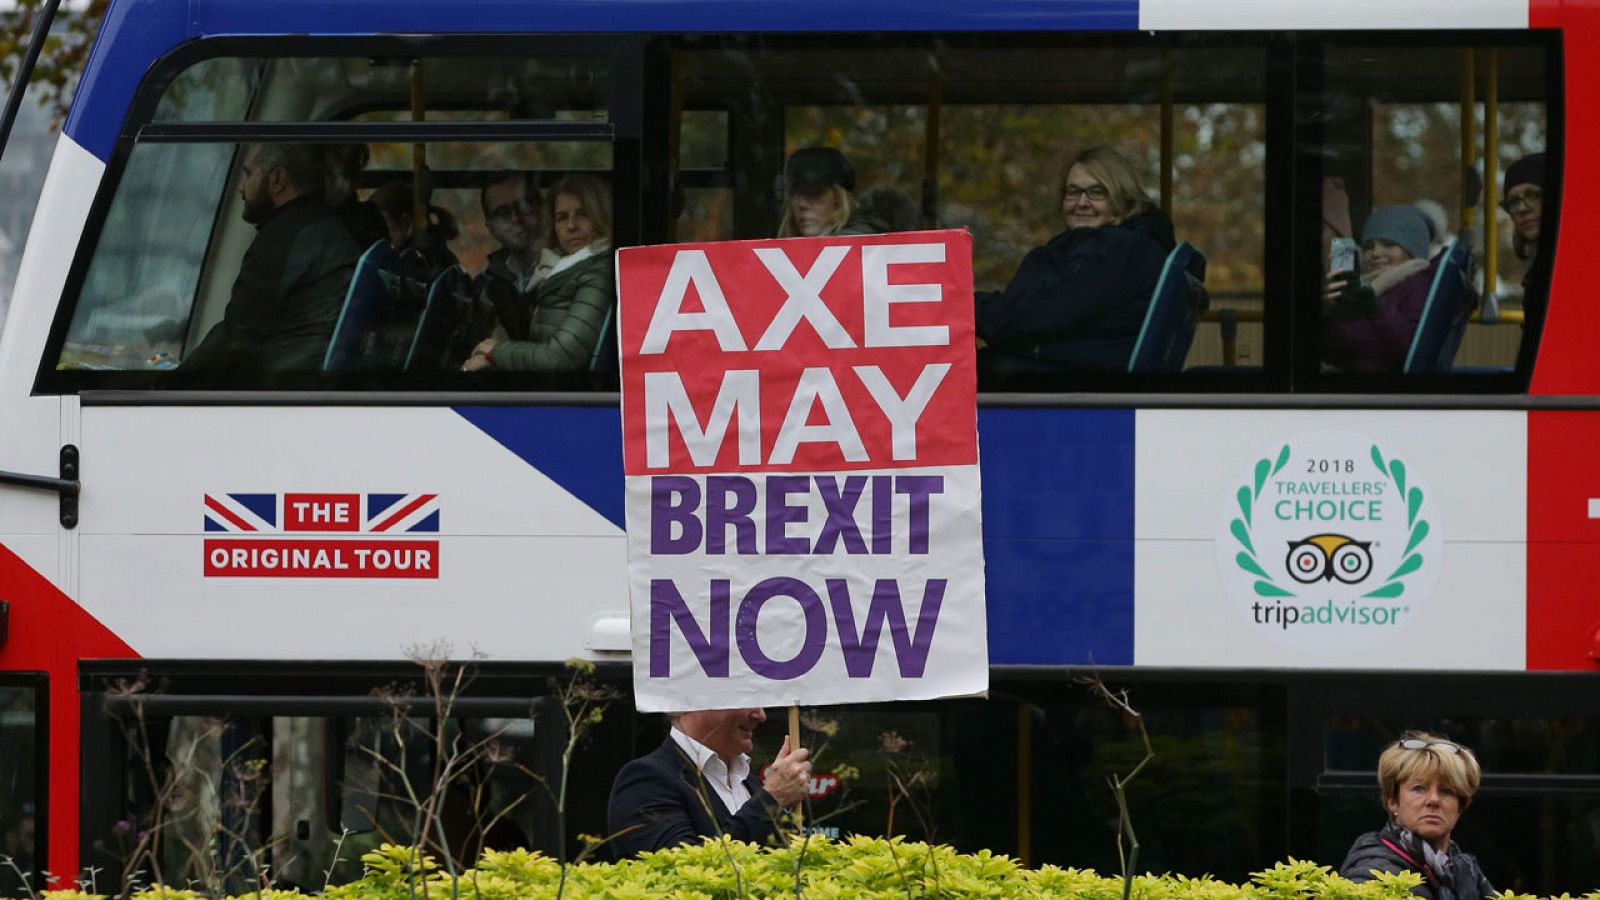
606, 707, 811, 859
477, 170, 560, 341
181, 142, 359, 376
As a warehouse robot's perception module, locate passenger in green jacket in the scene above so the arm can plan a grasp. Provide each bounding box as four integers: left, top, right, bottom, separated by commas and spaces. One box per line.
463, 174, 615, 373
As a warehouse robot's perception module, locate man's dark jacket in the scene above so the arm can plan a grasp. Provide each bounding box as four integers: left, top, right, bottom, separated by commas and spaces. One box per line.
975, 207, 1175, 374
183, 195, 358, 375
606, 738, 781, 860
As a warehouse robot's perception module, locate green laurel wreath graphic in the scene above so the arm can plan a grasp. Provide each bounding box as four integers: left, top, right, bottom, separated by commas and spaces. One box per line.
1365, 444, 1428, 598
1230, 444, 1295, 598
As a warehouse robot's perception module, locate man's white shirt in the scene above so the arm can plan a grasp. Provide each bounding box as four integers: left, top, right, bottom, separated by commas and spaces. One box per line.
669, 727, 753, 816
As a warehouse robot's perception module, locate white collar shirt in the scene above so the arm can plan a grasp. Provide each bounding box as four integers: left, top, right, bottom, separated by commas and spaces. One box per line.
669, 726, 753, 816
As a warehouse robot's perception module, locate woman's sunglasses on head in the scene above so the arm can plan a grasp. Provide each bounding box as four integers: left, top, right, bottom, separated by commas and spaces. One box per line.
1396, 737, 1472, 756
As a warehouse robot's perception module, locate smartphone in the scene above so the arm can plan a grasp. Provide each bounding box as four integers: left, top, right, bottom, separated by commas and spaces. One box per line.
1329, 237, 1358, 276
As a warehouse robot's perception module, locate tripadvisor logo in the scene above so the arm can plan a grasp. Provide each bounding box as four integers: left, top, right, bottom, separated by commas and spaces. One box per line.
1215, 433, 1442, 654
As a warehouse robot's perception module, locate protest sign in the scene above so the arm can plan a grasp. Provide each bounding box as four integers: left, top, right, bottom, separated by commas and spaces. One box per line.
618, 230, 986, 712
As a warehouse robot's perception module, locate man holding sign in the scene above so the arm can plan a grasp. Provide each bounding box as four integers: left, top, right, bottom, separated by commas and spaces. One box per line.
606, 707, 811, 858
612, 226, 986, 841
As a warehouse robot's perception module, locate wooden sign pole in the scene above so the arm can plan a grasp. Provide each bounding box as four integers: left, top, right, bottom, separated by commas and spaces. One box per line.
789, 704, 803, 830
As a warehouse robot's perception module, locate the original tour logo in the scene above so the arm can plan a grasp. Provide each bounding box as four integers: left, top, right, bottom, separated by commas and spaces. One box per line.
203, 492, 440, 578
1216, 434, 1441, 653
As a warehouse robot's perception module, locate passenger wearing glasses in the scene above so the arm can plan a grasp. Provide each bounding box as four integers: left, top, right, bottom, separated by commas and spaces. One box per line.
478, 170, 561, 342
1502, 153, 1546, 313
1339, 732, 1497, 900
973, 146, 1176, 376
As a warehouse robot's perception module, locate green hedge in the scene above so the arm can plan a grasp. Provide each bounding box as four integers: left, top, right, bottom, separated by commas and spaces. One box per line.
18, 840, 1591, 899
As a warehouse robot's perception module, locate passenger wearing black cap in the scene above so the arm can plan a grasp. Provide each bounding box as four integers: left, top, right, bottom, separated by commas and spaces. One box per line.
973, 146, 1176, 376
777, 147, 885, 238
1502, 152, 1546, 316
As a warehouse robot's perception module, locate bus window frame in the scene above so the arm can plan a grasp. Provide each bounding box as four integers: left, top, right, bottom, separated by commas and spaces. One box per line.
33, 33, 648, 397
1289, 29, 1563, 395
28, 30, 1561, 399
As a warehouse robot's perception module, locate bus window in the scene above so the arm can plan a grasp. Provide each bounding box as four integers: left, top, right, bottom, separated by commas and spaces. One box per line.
1312, 41, 1551, 382
92, 704, 570, 893
51, 139, 614, 386
675, 109, 733, 242
0, 680, 41, 896
153, 57, 262, 122
152, 56, 609, 124
679, 39, 1268, 388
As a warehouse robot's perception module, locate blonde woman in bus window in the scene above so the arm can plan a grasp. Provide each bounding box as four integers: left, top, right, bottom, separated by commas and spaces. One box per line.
1339, 732, 1496, 900
463, 174, 615, 373
973, 146, 1176, 375
776, 147, 886, 238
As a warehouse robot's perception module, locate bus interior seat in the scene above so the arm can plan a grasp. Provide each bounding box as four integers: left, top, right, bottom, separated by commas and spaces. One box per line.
1403, 239, 1473, 374
404, 264, 468, 372
322, 240, 401, 371
1128, 240, 1208, 374
588, 302, 618, 373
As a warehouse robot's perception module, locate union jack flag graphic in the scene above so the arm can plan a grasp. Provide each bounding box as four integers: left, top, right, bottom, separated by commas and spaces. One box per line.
203, 493, 440, 533
365, 493, 441, 533
204, 493, 277, 532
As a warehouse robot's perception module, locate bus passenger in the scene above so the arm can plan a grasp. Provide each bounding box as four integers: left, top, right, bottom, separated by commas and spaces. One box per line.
463, 174, 615, 372
180, 143, 358, 375
777, 147, 886, 237
1503, 153, 1545, 309
1323, 205, 1469, 374
972, 146, 1175, 374
1339, 732, 1496, 900
369, 180, 461, 270
324, 143, 389, 250
477, 170, 560, 342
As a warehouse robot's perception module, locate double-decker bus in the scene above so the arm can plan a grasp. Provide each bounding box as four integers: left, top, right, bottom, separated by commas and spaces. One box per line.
1, 0, 1597, 893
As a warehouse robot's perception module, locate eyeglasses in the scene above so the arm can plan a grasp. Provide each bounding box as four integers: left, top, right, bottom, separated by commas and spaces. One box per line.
488, 197, 537, 224
1396, 737, 1472, 757
1502, 189, 1543, 212
1063, 184, 1111, 203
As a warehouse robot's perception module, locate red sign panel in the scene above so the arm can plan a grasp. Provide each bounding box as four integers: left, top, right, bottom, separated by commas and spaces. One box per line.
619, 231, 978, 477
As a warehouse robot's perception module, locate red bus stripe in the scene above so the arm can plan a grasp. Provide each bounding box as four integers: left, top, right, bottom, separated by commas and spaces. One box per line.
370, 493, 435, 532
205, 495, 258, 532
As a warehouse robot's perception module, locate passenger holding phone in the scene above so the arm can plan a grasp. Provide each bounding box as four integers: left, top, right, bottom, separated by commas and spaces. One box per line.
1322, 205, 1463, 374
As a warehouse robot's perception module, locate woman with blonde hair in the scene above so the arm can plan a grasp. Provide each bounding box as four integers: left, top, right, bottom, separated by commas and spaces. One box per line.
464, 174, 615, 372
776, 147, 885, 238
974, 146, 1175, 375
1339, 731, 1497, 900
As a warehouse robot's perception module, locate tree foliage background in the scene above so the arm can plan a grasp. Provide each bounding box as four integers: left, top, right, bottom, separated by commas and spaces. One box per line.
0, 0, 107, 118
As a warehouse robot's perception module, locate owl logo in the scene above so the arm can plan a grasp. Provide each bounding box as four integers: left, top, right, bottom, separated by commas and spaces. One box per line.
1285, 533, 1373, 584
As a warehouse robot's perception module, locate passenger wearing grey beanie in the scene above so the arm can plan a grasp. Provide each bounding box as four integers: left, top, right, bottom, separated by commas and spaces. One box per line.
1361, 205, 1432, 263
1323, 203, 1464, 374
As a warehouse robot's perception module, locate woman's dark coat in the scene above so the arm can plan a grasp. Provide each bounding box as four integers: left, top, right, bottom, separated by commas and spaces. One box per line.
974, 207, 1176, 374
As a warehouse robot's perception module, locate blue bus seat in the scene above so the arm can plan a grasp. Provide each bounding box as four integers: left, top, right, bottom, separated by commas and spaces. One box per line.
589, 302, 618, 372
323, 240, 401, 371
1128, 241, 1208, 374
405, 265, 466, 372
1403, 240, 1474, 374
